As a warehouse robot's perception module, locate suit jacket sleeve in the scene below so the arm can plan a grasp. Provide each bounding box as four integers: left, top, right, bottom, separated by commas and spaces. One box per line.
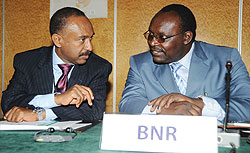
1, 54, 37, 114
119, 56, 149, 113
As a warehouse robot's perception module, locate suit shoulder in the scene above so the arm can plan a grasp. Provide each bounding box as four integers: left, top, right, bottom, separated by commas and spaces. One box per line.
14, 46, 52, 60
130, 51, 153, 66
13, 46, 52, 69
195, 41, 240, 63
197, 41, 237, 53
131, 51, 152, 62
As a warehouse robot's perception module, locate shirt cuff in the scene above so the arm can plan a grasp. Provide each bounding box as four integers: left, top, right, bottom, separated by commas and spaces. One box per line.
29, 94, 60, 109
141, 105, 156, 114
200, 96, 225, 122
44, 109, 58, 121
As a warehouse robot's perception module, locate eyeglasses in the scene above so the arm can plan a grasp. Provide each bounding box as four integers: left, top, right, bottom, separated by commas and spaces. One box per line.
143, 30, 184, 43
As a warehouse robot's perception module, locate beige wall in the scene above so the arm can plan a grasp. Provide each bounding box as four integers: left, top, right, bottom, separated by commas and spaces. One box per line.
1, 0, 250, 114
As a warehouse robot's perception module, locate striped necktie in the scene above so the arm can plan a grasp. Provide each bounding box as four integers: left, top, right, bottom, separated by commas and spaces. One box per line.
169, 62, 187, 94
55, 64, 73, 93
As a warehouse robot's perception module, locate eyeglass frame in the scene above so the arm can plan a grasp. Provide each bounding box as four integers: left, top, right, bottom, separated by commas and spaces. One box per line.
143, 30, 185, 43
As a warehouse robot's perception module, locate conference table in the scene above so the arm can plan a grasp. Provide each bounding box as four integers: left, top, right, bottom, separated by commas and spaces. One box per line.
0, 122, 249, 153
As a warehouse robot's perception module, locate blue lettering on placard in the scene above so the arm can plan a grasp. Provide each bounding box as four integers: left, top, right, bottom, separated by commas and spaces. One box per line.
138, 125, 177, 141
151, 126, 163, 140
138, 125, 148, 139
166, 126, 177, 141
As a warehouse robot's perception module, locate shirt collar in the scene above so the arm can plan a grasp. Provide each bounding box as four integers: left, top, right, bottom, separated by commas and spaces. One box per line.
52, 46, 65, 65
171, 42, 194, 70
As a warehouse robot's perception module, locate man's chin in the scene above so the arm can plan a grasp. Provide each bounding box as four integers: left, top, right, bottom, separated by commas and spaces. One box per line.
75, 59, 88, 65
152, 57, 169, 64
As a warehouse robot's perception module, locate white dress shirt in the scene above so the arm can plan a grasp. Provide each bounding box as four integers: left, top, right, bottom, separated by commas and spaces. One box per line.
29, 46, 74, 120
142, 43, 225, 122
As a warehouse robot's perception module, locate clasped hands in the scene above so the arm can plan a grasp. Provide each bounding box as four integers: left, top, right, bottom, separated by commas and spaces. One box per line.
148, 93, 204, 116
4, 84, 94, 122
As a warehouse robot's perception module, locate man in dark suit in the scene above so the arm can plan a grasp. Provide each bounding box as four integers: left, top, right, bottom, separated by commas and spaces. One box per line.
119, 4, 250, 122
1, 7, 112, 122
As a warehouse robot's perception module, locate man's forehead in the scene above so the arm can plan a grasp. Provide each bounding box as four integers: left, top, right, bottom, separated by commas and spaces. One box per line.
150, 12, 181, 33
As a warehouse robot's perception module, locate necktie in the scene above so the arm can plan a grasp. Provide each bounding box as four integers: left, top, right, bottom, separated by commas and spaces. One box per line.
55, 64, 73, 93
169, 62, 187, 94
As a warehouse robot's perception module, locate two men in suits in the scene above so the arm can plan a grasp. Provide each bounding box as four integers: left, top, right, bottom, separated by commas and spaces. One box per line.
2, 7, 112, 122
119, 4, 250, 122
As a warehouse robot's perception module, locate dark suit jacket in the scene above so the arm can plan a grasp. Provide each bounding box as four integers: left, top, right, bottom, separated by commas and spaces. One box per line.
1, 46, 112, 121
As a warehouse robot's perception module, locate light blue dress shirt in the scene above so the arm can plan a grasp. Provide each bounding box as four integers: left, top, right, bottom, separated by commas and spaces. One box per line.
142, 43, 225, 122
29, 46, 74, 120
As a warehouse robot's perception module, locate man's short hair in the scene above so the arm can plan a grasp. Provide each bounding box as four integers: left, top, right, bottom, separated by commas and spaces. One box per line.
157, 4, 197, 41
49, 7, 86, 36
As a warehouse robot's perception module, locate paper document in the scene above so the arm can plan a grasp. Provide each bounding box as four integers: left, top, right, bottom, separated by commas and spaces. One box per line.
217, 121, 250, 128
0, 120, 91, 131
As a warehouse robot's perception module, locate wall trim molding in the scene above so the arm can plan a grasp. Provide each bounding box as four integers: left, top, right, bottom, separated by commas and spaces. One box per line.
238, 0, 243, 54
2, 0, 5, 92
1, 0, 5, 117
113, 0, 117, 112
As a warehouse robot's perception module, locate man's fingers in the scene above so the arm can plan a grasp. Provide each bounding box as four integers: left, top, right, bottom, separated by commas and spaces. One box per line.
4, 106, 16, 118
188, 108, 200, 116
63, 85, 94, 107
4, 107, 24, 122
148, 99, 156, 106
150, 100, 160, 112
190, 104, 202, 115
172, 102, 201, 116
84, 87, 94, 100
77, 85, 93, 106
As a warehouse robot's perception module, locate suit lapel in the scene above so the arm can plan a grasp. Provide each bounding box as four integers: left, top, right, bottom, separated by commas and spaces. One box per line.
186, 41, 209, 96
68, 64, 87, 88
153, 64, 179, 94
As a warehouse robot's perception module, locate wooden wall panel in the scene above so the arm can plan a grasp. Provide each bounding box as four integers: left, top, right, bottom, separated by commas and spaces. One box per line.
116, 0, 239, 111
4, 0, 51, 90
242, 0, 250, 72
194, 0, 239, 48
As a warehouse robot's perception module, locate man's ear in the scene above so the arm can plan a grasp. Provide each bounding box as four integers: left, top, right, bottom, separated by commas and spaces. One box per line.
52, 34, 63, 47
183, 31, 193, 45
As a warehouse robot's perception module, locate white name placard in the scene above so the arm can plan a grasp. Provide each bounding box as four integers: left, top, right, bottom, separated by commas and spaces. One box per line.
100, 114, 217, 153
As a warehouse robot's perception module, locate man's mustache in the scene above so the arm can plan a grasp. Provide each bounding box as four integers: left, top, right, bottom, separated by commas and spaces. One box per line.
150, 46, 164, 52
79, 51, 91, 56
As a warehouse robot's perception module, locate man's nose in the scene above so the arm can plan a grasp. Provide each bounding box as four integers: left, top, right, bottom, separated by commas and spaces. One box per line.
84, 38, 93, 51
148, 36, 160, 47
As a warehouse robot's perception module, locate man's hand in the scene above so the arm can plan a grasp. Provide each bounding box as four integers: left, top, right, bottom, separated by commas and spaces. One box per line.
54, 84, 94, 108
4, 106, 39, 122
156, 101, 202, 115
148, 93, 204, 115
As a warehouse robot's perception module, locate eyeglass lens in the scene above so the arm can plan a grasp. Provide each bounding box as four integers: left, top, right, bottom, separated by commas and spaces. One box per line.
144, 31, 183, 43
146, 32, 165, 43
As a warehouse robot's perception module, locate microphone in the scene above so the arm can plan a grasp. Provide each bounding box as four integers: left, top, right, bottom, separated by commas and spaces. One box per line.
217, 61, 240, 148
223, 61, 232, 132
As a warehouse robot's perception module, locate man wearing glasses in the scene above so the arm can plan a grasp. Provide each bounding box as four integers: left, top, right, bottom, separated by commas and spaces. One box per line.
2, 7, 112, 122
119, 4, 250, 123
